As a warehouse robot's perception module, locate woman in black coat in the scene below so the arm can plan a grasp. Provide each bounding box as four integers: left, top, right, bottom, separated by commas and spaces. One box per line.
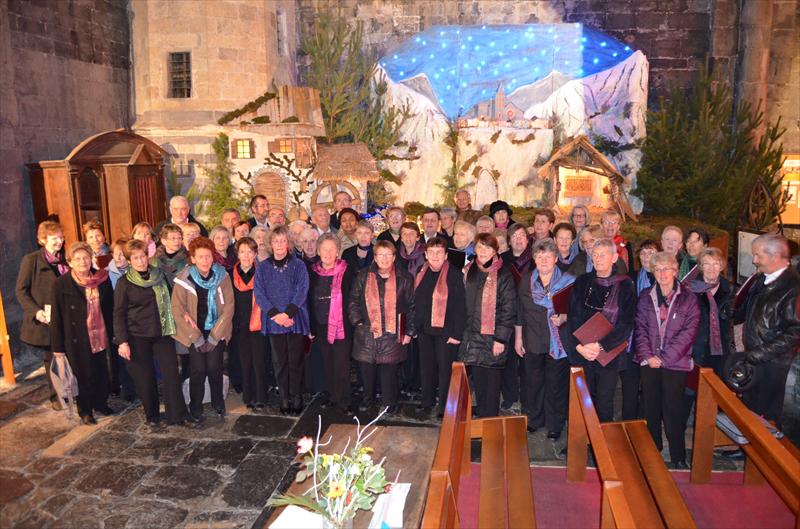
51, 242, 114, 424
230, 237, 269, 410
15, 220, 69, 408
309, 233, 355, 412
459, 233, 517, 418
348, 240, 416, 414
414, 237, 466, 417
114, 239, 189, 427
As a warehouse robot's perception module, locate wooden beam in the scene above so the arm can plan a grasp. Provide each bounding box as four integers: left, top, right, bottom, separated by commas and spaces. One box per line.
0, 289, 15, 386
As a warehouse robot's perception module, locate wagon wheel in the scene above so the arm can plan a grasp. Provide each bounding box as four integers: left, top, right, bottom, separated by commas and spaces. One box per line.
746, 178, 784, 232
310, 180, 362, 211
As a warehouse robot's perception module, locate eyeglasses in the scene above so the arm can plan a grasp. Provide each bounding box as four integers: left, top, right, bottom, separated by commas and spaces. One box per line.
652, 267, 677, 274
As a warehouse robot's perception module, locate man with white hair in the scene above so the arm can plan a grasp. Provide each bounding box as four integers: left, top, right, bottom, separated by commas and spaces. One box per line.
454, 189, 481, 225
447, 220, 477, 269
735, 233, 800, 426
311, 205, 336, 235
155, 195, 208, 239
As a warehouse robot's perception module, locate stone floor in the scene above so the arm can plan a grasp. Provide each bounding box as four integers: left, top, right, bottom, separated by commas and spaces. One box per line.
0, 369, 794, 529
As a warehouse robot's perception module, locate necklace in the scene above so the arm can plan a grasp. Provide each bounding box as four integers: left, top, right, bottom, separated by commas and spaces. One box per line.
584, 282, 611, 311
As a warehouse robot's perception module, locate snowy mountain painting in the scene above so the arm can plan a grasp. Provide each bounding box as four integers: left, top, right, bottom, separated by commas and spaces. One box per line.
375, 24, 648, 211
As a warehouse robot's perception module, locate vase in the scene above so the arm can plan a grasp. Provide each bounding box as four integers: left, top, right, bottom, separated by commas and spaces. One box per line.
322, 517, 353, 529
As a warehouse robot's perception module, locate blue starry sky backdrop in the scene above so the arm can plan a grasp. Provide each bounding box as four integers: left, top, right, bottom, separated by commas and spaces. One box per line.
380, 24, 634, 120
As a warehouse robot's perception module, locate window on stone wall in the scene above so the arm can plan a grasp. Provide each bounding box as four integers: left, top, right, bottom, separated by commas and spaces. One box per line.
276, 11, 287, 56
232, 139, 255, 159
168, 52, 192, 98
279, 139, 293, 153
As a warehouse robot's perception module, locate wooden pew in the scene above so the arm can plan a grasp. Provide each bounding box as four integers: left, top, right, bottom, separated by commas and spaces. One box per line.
691, 368, 800, 527
568, 367, 695, 529
422, 362, 536, 529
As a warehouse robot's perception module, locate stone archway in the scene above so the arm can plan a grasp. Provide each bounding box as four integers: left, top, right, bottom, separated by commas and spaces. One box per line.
254, 170, 287, 210
474, 168, 498, 209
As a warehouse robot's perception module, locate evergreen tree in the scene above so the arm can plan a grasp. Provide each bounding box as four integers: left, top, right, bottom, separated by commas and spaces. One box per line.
634, 62, 787, 231
191, 133, 252, 224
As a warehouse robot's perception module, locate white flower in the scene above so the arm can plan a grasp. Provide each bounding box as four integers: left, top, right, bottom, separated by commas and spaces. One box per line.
296, 436, 314, 455
360, 453, 372, 463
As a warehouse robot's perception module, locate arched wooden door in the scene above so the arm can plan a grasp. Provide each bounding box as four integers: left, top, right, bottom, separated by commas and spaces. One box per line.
254, 170, 287, 210
310, 180, 362, 210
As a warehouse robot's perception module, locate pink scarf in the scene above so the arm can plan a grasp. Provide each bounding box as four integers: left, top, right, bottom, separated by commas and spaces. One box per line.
414, 262, 449, 328
365, 266, 396, 338
71, 270, 109, 353
465, 258, 503, 334
44, 249, 69, 276
313, 260, 348, 344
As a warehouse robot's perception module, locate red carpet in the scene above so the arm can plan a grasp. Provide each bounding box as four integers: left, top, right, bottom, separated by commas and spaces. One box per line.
456, 464, 794, 528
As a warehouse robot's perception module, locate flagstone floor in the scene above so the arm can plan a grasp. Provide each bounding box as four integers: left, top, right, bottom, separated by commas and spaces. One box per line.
1, 369, 791, 529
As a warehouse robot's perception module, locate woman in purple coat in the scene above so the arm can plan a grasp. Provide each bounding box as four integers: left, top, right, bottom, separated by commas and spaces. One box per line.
634, 251, 700, 469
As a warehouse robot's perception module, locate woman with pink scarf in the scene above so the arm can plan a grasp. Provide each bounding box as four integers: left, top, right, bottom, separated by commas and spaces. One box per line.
308, 233, 355, 413
50, 242, 115, 424
458, 233, 517, 418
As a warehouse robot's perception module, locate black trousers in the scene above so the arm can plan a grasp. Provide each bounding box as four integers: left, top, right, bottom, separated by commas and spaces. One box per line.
108, 344, 136, 398
522, 353, 569, 433
743, 361, 792, 427
501, 334, 522, 406
418, 333, 459, 410
127, 336, 187, 424
189, 341, 225, 416
401, 339, 421, 393
269, 333, 305, 405
66, 348, 109, 417
619, 354, 642, 420
231, 328, 268, 406
471, 365, 503, 418
641, 366, 688, 463
36, 347, 58, 403
581, 361, 618, 422
316, 325, 351, 407
360, 361, 399, 406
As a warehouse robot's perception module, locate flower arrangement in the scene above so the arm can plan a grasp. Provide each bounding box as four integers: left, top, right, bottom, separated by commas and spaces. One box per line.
269, 410, 392, 528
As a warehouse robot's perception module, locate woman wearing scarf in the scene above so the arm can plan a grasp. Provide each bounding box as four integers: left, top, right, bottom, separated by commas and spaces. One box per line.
152, 223, 188, 286
16, 220, 69, 409
569, 205, 591, 256
459, 233, 517, 418
348, 240, 416, 415
568, 224, 628, 277
397, 222, 426, 277
489, 200, 515, 230
254, 226, 311, 415
341, 220, 375, 272
249, 226, 271, 263
560, 239, 636, 422
634, 252, 700, 470
553, 223, 579, 272
132, 221, 157, 258
679, 227, 709, 281
415, 237, 466, 417
173, 237, 234, 421
210, 225, 236, 270
309, 234, 355, 413
51, 242, 114, 424
515, 239, 575, 438
601, 210, 633, 272
229, 237, 268, 410
114, 239, 189, 427
83, 221, 112, 270
688, 247, 733, 375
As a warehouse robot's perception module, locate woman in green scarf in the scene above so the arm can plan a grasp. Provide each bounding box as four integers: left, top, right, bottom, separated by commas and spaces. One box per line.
113, 239, 190, 427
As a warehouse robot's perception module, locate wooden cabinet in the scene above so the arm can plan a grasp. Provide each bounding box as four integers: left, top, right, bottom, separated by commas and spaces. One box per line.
27, 130, 169, 244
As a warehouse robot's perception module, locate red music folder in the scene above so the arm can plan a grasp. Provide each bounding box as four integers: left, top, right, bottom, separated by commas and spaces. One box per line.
572, 312, 628, 366
551, 284, 573, 315
396, 313, 407, 343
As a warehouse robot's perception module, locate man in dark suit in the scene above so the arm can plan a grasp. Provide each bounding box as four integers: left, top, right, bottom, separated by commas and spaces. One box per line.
155, 195, 208, 241
329, 191, 353, 230
421, 208, 449, 245
247, 194, 270, 229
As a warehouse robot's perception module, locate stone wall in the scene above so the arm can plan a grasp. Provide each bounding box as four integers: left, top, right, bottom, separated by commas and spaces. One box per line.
297, 0, 799, 150
0, 0, 130, 365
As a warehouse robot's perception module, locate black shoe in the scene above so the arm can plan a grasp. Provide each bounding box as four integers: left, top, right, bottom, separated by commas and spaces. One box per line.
80, 414, 97, 425
214, 407, 226, 417
436, 409, 445, 419
233, 385, 243, 394
358, 399, 373, 413
254, 402, 265, 410
95, 405, 116, 416
547, 430, 561, 440
527, 425, 539, 434
187, 413, 203, 424
416, 404, 433, 414
146, 419, 162, 429
501, 400, 514, 410
671, 460, 690, 470
280, 401, 291, 415
385, 405, 399, 416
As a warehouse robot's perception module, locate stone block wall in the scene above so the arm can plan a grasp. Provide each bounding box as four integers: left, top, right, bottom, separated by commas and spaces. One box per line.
0, 0, 130, 364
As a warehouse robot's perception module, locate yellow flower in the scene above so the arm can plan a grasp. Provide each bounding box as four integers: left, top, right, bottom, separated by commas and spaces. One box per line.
321, 454, 333, 466
328, 481, 346, 499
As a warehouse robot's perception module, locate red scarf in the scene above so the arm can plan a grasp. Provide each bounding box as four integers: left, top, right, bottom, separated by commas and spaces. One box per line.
233, 265, 261, 332
313, 260, 348, 344
465, 258, 503, 334
414, 262, 449, 328
365, 266, 396, 338
71, 270, 109, 353
613, 235, 630, 270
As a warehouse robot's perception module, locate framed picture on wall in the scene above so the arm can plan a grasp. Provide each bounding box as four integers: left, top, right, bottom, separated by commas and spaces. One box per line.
736, 228, 765, 284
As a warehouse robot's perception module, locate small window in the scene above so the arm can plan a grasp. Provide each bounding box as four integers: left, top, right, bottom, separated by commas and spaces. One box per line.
279, 139, 293, 153
168, 52, 191, 98
276, 11, 286, 56
232, 139, 255, 159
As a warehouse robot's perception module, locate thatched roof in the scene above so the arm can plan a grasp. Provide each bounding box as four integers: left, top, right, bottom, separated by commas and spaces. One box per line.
538, 135, 637, 221
314, 143, 380, 182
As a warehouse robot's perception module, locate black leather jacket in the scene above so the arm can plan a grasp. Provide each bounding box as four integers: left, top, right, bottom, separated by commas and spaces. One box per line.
736, 267, 800, 366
